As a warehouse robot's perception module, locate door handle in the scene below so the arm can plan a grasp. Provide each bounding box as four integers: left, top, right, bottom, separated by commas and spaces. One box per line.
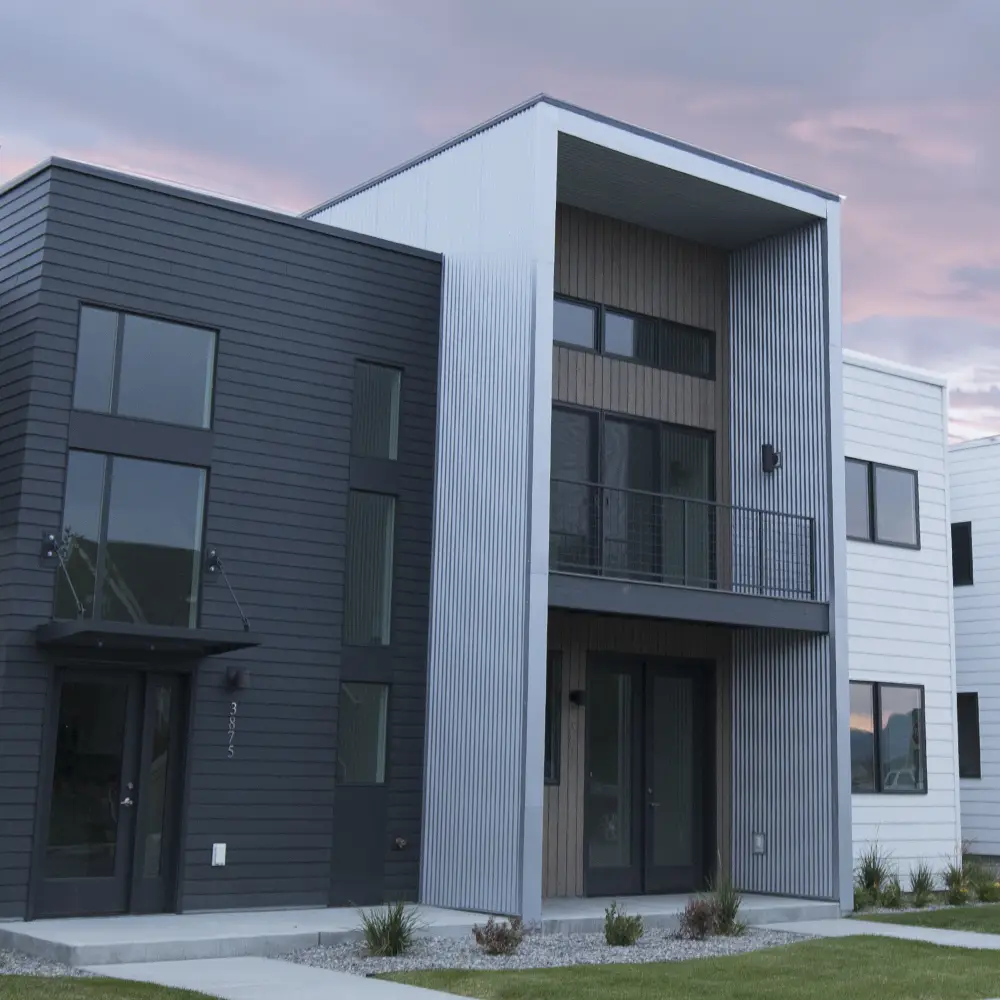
121, 797, 134, 807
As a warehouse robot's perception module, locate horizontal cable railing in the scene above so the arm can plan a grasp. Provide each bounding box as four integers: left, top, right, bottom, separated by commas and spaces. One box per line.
549, 479, 817, 601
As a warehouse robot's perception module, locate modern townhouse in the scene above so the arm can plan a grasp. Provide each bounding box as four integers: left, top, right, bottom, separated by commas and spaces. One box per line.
310, 95, 853, 919
842, 352, 961, 877
0, 160, 442, 919
949, 436, 1000, 860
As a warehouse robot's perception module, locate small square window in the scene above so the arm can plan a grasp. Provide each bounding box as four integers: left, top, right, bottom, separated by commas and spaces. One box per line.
554, 299, 597, 349
352, 362, 401, 460
337, 682, 388, 784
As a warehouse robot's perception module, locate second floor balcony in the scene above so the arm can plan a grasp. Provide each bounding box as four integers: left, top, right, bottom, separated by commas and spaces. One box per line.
548, 479, 828, 633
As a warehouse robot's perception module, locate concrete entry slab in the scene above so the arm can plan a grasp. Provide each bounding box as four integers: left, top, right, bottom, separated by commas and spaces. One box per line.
0, 894, 838, 968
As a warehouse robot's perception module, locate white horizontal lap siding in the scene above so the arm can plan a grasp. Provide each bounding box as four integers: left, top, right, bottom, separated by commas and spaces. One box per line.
950, 438, 1000, 856
843, 353, 960, 877
313, 105, 559, 917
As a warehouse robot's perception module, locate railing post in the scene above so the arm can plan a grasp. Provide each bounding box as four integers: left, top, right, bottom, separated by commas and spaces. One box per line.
809, 516, 817, 600
757, 509, 765, 597
681, 498, 688, 587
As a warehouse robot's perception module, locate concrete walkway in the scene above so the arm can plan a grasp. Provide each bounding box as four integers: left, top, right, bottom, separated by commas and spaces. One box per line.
86, 956, 450, 999
768, 917, 1000, 951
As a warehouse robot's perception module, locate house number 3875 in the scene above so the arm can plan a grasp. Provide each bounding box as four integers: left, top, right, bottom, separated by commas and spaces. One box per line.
228, 701, 237, 758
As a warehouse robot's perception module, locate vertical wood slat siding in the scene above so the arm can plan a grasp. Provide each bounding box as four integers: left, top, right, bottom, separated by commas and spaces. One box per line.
542, 611, 732, 898
728, 222, 837, 900
552, 204, 730, 505
314, 107, 554, 916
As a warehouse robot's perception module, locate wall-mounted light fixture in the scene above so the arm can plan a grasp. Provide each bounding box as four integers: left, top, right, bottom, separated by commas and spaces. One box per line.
761, 444, 782, 474
224, 666, 250, 691
569, 689, 586, 707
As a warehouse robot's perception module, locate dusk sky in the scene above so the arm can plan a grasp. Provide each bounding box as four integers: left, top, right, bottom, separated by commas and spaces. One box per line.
3, 0, 997, 437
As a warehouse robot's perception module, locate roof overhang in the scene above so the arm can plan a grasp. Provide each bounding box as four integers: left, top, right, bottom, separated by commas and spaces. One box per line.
35, 620, 262, 656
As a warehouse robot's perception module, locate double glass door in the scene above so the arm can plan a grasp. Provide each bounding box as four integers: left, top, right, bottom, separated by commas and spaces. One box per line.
35, 670, 185, 918
584, 656, 713, 897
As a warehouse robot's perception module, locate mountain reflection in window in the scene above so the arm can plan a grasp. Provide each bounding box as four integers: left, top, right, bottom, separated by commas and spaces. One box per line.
55, 452, 207, 628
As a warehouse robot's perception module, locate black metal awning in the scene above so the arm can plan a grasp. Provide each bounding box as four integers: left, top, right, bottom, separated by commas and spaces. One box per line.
35, 620, 261, 656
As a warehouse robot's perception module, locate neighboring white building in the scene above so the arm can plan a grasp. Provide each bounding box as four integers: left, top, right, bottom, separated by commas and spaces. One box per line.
950, 436, 1000, 858
843, 350, 961, 877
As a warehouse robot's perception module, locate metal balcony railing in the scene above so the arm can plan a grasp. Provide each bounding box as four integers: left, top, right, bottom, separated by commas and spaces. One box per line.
549, 479, 817, 601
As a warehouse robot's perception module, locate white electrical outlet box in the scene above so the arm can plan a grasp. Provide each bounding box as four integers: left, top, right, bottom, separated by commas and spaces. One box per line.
752, 832, 766, 856
212, 843, 227, 867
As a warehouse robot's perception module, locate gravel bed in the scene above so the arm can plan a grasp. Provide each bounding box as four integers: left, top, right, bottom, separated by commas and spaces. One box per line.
0, 948, 94, 978
289, 927, 808, 977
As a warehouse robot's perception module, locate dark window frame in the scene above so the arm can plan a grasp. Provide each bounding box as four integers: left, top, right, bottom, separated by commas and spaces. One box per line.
54, 448, 211, 627
957, 692, 982, 779
850, 680, 928, 795
73, 302, 220, 431
343, 490, 397, 648
845, 458, 920, 550
544, 652, 562, 785
335, 681, 390, 786
952, 521, 974, 587
350, 359, 404, 462
553, 294, 716, 381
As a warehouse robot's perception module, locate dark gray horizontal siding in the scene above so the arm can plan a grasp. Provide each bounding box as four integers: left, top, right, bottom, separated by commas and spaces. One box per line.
0, 164, 439, 917
0, 171, 52, 918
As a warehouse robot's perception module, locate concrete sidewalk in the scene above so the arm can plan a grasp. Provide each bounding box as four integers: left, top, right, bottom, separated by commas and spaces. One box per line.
767, 917, 1000, 951
86, 956, 450, 999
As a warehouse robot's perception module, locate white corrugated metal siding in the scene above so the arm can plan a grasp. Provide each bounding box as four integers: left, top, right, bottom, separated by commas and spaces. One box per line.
313, 106, 557, 917
729, 222, 839, 899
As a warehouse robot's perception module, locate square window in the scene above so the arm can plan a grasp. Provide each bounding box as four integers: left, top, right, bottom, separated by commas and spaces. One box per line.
337, 682, 388, 783
351, 362, 402, 460
850, 681, 926, 794
661, 321, 715, 380
72, 307, 217, 429
344, 492, 395, 645
55, 451, 207, 627
554, 299, 597, 349
604, 310, 658, 366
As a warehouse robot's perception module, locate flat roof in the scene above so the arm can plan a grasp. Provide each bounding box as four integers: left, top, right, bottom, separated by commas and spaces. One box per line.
843, 348, 949, 390
0, 157, 441, 262
305, 93, 842, 218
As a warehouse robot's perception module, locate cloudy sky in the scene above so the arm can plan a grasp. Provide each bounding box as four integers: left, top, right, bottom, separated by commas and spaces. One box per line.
3, 0, 997, 437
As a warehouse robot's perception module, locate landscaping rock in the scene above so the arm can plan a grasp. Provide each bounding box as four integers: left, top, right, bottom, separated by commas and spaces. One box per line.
288, 927, 808, 976
0, 948, 93, 978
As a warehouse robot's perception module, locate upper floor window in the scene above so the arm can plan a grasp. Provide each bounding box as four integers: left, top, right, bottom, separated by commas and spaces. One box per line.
351, 362, 402, 460
73, 306, 217, 429
845, 458, 919, 548
952, 521, 974, 586
850, 681, 926, 794
55, 450, 207, 627
553, 296, 715, 380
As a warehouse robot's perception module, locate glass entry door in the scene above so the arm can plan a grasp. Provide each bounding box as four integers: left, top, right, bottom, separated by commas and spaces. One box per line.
584, 655, 712, 897
35, 670, 185, 918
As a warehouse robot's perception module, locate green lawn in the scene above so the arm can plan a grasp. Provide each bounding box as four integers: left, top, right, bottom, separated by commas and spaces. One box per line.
388, 937, 1000, 999
861, 904, 1000, 934
0, 978, 212, 1000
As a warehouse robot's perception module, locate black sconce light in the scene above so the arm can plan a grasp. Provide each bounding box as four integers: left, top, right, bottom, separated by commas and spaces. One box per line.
569, 689, 586, 707
224, 666, 250, 691
761, 444, 782, 474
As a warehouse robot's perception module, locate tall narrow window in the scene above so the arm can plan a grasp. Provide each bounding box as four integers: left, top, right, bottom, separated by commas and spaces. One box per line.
845, 459, 872, 542
544, 653, 562, 784
344, 492, 396, 645
352, 362, 402, 460
337, 682, 389, 783
72, 306, 216, 429
952, 522, 974, 587
957, 693, 982, 779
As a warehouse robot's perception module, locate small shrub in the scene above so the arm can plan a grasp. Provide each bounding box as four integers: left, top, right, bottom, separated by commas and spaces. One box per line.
678, 897, 716, 940
472, 916, 524, 956
908, 861, 936, 908
943, 860, 970, 906
855, 841, 894, 896
853, 884, 874, 912
359, 901, 419, 957
879, 875, 903, 910
708, 869, 746, 936
971, 862, 1000, 903
604, 901, 644, 946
